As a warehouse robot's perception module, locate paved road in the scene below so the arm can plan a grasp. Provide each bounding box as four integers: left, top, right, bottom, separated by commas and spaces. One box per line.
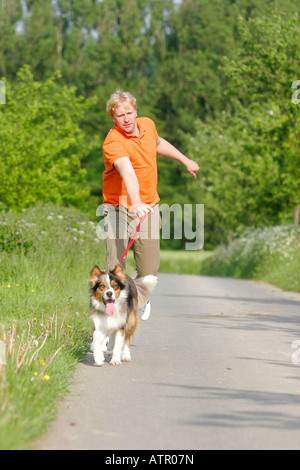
38, 273, 300, 450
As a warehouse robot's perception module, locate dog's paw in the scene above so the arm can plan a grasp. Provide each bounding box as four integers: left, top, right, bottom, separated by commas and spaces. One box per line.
122, 355, 131, 363
94, 351, 104, 366
122, 346, 131, 362
110, 357, 122, 366
94, 360, 104, 366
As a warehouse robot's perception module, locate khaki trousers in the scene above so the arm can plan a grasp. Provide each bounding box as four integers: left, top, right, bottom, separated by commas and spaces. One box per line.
104, 204, 160, 277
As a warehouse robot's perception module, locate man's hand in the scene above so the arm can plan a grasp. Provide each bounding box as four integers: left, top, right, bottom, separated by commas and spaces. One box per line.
131, 202, 154, 218
185, 159, 200, 179
156, 136, 199, 178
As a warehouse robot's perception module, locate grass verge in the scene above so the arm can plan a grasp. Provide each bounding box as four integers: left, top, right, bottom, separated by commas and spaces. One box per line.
158, 249, 213, 275
156, 225, 300, 294
200, 224, 300, 293
0, 204, 105, 449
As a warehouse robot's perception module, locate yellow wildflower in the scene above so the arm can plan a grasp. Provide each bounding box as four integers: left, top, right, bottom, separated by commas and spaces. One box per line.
43, 375, 50, 381
39, 359, 45, 366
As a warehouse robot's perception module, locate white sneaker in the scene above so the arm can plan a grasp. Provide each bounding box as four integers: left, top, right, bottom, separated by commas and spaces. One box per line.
140, 300, 151, 321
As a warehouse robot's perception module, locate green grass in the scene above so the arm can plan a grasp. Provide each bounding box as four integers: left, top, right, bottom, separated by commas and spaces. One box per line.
158, 249, 213, 275
124, 248, 213, 277
0, 204, 106, 450
119, 224, 300, 295
152, 225, 300, 294
200, 225, 300, 293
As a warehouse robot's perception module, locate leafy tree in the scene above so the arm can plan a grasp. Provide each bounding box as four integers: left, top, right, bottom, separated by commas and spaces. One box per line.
1, 0, 300, 245
224, 12, 300, 224
186, 11, 300, 245
0, 66, 97, 211
0, 0, 23, 77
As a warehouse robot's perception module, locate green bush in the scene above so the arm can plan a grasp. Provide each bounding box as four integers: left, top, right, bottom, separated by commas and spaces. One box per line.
0, 66, 98, 211
201, 225, 300, 292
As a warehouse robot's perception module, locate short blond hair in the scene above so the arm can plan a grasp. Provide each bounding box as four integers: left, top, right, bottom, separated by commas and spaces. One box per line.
106, 89, 137, 116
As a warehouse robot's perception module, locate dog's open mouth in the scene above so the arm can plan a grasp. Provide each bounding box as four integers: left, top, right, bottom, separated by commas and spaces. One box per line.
104, 299, 115, 316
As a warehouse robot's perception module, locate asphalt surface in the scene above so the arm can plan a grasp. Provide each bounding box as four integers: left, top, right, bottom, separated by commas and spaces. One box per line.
38, 273, 300, 450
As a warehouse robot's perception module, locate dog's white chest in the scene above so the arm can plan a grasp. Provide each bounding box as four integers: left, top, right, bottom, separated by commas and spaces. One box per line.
92, 309, 126, 335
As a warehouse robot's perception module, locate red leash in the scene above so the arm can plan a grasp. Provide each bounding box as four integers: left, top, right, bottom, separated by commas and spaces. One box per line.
120, 215, 146, 264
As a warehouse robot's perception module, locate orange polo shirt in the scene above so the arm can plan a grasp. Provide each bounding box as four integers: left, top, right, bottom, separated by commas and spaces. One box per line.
102, 117, 160, 210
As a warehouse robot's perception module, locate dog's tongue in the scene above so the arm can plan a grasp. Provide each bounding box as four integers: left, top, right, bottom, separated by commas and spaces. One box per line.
105, 300, 115, 316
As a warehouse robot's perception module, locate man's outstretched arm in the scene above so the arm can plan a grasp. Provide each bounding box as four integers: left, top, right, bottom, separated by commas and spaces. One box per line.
156, 136, 200, 178
114, 157, 154, 217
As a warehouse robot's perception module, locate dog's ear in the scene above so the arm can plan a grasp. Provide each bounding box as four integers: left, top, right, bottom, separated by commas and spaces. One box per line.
112, 264, 126, 282
90, 265, 103, 286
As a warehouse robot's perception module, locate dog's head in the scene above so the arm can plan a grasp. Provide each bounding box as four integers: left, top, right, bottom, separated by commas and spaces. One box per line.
89, 264, 126, 316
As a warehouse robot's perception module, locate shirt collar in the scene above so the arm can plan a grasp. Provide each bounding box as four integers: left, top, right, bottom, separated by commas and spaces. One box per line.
114, 119, 145, 139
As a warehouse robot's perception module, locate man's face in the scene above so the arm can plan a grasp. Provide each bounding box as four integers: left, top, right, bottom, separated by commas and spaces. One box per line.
112, 104, 138, 135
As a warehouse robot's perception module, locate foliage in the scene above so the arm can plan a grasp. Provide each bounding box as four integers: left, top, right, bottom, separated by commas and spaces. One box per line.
158, 249, 213, 275
201, 224, 300, 292
223, 12, 300, 216
186, 11, 300, 245
0, 204, 105, 314
1, 0, 300, 246
0, 311, 89, 449
0, 204, 105, 449
0, 66, 97, 211
1, 0, 300, 449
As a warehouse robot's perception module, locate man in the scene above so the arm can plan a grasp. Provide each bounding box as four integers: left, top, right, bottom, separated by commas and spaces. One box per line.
102, 89, 199, 319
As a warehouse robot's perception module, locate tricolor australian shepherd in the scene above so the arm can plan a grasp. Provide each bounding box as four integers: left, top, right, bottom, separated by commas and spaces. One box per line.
89, 264, 157, 366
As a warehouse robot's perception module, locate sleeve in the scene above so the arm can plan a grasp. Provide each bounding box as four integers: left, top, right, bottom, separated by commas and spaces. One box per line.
151, 119, 159, 142
143, 117, 158, 141
103, 137, 130, 171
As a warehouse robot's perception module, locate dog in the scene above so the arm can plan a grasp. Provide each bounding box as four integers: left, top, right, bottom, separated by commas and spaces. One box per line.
89, 264, 157, 366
